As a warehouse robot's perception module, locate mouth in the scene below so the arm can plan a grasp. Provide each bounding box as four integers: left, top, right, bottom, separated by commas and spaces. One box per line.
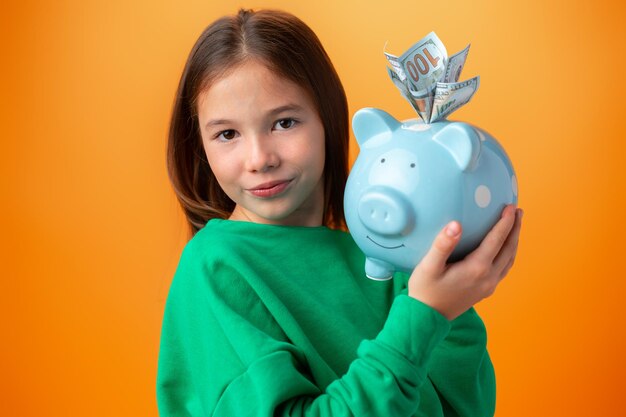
366, 236, 405, 249
247, 179, 293, 198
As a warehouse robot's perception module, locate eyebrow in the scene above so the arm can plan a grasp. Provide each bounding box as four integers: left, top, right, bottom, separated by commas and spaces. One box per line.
204, 103, 306, 131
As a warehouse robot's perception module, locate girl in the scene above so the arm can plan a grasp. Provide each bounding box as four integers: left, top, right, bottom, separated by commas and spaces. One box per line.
157, 8, 523, 417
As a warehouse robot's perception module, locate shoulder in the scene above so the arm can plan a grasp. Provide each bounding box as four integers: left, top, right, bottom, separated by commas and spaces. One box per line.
176, 219, 257, 272
165, 220, 268, 321
174, 220, 366, 286
168, 219, 245, 297
182, 218, 236, 259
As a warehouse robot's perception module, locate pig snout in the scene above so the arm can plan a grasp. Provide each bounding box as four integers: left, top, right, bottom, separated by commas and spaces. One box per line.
357, 187, 414, 236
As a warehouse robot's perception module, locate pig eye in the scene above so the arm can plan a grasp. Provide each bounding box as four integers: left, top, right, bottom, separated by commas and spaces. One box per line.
410, 163, 416, 168
380, 158, 386, 163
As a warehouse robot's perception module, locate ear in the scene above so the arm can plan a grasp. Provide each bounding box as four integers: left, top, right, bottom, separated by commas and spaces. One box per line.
433, 122, 482, 172
352, 108, 400, 147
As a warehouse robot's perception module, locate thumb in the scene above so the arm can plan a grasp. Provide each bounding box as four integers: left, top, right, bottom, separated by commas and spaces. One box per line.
419, 221, 463, 277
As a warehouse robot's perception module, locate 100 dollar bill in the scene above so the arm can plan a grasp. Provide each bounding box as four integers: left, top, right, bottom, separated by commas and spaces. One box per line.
398, 32, 448, 94
385, 32, 477, 123
432, 76, 480, 121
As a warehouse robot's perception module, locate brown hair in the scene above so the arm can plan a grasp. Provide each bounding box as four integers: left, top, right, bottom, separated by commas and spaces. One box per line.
167, 9, 349, 236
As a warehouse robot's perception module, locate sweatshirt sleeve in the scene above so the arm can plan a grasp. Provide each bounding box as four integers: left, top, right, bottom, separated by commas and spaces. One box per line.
427, 308, 496, 417
156, 246, 452, 417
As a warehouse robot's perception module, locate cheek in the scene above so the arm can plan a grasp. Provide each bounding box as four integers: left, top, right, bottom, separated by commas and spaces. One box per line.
199, 136, 214, 167
285, 125, 325, 170
204, 145, 236, 184
303, 134, 326, 177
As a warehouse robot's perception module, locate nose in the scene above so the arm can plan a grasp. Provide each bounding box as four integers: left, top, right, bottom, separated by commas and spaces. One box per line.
358, 187, 414, 236
246, 135, 280, 173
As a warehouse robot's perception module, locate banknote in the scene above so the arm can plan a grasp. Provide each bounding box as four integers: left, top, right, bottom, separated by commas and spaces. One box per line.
387, 67, 430, 120
385, 32, 479, 123
431, 76, 480, 121
398, 32, 447, 93
444, 44, 470, 83
384, 50, 406, 81
408, 86, 434, 123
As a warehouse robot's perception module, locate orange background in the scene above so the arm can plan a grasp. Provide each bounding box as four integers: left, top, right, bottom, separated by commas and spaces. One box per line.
2, 0, 625, 416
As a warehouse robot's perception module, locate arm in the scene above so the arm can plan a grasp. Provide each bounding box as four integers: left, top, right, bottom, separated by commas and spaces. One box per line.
407, 204, 523, 416
156, 246, 451, 417
428, 308, 496, 417
392, 276, 496, 417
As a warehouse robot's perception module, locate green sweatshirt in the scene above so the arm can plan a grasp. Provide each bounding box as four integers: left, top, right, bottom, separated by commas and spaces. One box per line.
157, 219, 495, 417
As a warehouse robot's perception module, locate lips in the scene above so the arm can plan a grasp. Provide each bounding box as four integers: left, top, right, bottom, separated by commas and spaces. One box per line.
247, 179, 293, 198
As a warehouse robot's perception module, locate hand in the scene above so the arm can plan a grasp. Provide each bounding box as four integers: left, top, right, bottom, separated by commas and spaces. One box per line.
407, 205, 523, 320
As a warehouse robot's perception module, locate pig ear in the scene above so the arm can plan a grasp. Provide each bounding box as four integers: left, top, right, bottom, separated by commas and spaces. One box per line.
433, 122, 482, 172
352, 108, 400, 147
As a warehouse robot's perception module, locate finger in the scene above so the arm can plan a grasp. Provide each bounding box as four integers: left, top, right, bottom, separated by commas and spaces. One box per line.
493, 208, 523, 274
419, 221, 463, 277
494, 208, 523, 268
467, 204, 517, 266
500, 254, 515, 280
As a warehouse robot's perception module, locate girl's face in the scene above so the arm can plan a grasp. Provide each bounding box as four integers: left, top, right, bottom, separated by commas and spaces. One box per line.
197, 60, 326, 227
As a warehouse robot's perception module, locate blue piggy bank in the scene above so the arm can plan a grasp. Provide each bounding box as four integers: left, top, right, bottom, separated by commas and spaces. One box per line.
345, 108, 518, 280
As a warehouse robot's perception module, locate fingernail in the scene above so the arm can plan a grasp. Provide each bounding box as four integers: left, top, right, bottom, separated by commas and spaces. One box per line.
518, 209, 524, 220
505, 205, 516, 218
446, 222, 461, 237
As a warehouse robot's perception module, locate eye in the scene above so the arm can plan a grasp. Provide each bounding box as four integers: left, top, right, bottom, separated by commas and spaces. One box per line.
410, 163, 415, 168
274, 118, 298, 131
380, 158, 386, 163
215, 129, 238, 141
